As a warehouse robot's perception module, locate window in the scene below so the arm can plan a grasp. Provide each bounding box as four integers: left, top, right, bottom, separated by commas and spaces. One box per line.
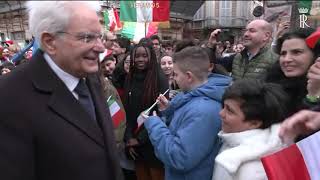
219, 1, 232, 26
0, 32, 5, 42
194, 4, 205, 20
193, 21, 203, 29
208, 1, 213, 15
12, 31, 25, 41
162, 36, 171, 41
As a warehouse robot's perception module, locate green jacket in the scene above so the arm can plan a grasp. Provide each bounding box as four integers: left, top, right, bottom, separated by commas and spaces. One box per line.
102, 77, 126, 148
232, 45, 278, 81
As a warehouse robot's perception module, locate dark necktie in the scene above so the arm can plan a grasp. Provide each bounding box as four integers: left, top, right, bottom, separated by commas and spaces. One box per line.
74, 79, 96, 122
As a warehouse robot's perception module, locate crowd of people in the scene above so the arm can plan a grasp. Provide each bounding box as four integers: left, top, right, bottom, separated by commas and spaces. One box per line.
0, 1, 320, 180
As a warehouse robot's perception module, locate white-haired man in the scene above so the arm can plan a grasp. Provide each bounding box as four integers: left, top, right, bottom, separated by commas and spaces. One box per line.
0, 1, 123, 180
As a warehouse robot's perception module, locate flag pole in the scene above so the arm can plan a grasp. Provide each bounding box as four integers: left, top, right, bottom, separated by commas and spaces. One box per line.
144, 22, 147, 37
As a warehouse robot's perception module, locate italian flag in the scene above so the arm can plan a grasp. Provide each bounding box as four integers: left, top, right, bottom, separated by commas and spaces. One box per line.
121, 21, 159, 43
103, 8, 122, 32
107, 96, 125, 128
306, 28, 320, 49
99, 49, 112, 62
120, 0, 170, 22
261, 131, 320, 180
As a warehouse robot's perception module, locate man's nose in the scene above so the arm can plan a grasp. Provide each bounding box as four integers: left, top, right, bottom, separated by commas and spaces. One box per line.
243, 30, 249, 37
94, 39, 105, 53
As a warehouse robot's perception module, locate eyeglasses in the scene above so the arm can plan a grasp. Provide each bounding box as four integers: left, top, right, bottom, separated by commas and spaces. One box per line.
103, 39, 116, 44
56, 31, 104, 44
108, 39, 117, 42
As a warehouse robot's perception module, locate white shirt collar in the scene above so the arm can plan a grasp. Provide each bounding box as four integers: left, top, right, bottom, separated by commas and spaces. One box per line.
43, 53, 79, 92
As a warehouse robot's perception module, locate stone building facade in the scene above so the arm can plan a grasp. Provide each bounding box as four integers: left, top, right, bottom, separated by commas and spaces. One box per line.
0, 1, 29, 47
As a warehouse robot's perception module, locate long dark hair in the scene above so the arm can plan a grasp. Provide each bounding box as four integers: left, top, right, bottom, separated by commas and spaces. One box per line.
125, 43, 161, 108
275, 28, 317, 56
264, 61, 308, 116
112, 52, 130, 89
264, 28, 318, 116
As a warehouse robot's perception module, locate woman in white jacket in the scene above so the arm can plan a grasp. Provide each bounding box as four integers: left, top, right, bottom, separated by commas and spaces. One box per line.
212, 79, 290, 180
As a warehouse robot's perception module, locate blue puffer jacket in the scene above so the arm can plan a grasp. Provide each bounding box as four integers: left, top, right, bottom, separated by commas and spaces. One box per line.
144, 73, 232, 180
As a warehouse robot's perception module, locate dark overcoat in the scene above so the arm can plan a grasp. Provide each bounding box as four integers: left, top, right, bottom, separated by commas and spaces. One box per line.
0, 50, 123, 180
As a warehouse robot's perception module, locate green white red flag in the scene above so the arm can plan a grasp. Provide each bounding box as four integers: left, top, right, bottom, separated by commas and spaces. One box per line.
120, 0, 170, 22
121, 21, 159, 43
261, 131, 320, 180
107, 96, 125, 128
99, 49, 112, 62
306, 28, 320, 49
103, 8, 122, 32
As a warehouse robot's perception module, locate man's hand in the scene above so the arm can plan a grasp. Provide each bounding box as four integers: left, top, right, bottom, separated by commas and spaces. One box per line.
279, 110, 320, 145
207, 29, 221, 48
157, 94, 169, 111
169, 90, 179, 99
128, 147, 138, 160
140, 111, 157, 119
276, 21, 290, 39
125, 138, 139, 160
127, 138, 139, 146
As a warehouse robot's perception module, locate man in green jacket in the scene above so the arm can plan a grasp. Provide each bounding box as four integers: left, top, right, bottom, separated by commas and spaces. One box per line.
232, 19, 278, 80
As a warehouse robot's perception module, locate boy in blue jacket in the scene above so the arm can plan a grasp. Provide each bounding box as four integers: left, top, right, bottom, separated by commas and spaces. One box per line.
142, 46, 232, 180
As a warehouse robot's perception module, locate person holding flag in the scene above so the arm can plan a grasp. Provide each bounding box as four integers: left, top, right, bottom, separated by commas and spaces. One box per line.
99, 66, 136, 180
141, 47, 232, 180
260, 32, 320, 179
123, 42, 168, 180
261, 109, 320, 180
210, 79, 289, 180
98, 47, 138, 179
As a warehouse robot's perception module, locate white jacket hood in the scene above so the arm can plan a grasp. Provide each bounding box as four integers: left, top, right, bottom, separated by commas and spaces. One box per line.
215, 123, 284, 174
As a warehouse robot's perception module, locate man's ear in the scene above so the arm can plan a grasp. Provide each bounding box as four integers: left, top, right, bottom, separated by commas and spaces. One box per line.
264, 31, 272, 42
250, 119, 263, 129
209, 63, 214, 72
41, 32, 58, 55
185, 71, 194, 82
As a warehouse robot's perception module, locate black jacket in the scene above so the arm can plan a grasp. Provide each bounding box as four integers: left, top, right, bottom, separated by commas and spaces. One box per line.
124, 68, 168, 167
0, 50, 123, 180
263, 62, 308, 117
